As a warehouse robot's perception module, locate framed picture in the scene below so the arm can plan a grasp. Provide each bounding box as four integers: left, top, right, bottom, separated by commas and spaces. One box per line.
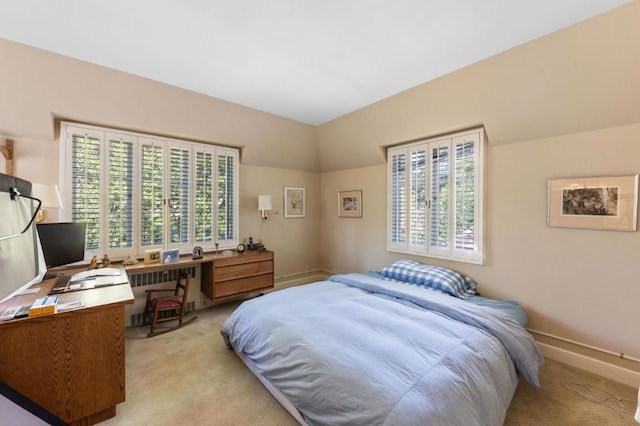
284, 186, 305, 218
162, 249, 180, 263
548, 175, 638, 231
144, 248, 162, 264
338, 190, 363, 218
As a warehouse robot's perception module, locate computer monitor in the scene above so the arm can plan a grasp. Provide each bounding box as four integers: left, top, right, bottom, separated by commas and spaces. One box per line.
37, 222, 87, 268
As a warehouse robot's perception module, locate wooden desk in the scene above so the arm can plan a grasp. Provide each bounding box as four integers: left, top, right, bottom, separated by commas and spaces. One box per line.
122, 251, 275, 301
0, 274, 134, 425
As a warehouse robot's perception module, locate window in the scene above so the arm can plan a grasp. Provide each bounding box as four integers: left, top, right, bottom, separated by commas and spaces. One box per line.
387, 128, 484, 264
60, 122, 239, 261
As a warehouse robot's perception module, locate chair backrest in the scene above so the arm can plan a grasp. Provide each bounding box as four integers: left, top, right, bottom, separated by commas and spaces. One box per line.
175, 270, 190, 301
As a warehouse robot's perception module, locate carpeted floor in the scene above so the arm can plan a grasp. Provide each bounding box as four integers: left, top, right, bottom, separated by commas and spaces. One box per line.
99, 301, 638, 425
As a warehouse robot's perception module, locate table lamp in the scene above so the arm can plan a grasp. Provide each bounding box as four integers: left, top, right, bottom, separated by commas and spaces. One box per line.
31, 183, 62, 222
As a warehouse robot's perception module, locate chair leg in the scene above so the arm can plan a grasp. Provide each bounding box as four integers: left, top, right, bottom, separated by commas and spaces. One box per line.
149, 305, 160, 336
142, 308, 151, 326
147, 312, 198, 338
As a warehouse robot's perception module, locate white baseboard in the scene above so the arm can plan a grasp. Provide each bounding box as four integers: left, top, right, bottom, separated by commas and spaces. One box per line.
538, 342, 640, 388
274, 272, 328, 290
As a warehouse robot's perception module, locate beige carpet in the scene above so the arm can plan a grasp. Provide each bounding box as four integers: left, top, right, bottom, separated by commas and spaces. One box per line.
99, 301, 638, 425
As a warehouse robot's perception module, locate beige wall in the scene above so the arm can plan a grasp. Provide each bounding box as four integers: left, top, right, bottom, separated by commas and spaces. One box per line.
317, 1, 640, 172
486, 126, 640, 359
320, 164, 387, 273
0, 37, 318, 172
241, 164, 320, 279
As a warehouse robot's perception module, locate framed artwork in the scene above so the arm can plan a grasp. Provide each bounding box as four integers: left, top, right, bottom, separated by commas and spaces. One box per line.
547, 175, 638, 231
144, 248, 162, 264
284, 186, 305, 218
338, 190, 362, 218
162, 249, 180, 263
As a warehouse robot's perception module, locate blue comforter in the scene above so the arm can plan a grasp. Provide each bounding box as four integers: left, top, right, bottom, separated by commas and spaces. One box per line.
221, 273, 543, 426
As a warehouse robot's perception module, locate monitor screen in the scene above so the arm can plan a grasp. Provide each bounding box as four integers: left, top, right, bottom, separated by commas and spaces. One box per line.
37, 222, 87, 268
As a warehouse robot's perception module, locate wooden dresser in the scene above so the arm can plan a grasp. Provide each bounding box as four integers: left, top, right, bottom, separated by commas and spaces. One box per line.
201, 250, 274, 300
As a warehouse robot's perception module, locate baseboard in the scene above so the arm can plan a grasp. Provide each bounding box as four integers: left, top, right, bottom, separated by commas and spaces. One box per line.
538, 342, 640, 388
274, 271, 328, 290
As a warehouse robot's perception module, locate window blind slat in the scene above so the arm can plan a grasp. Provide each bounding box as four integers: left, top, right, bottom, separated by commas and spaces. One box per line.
390, 151, 407, 244
430, 146, 449, 249
140, 143, 164, 247
71, 134, 101, 250
108, 138, 134, 250
455, 141, 475, 251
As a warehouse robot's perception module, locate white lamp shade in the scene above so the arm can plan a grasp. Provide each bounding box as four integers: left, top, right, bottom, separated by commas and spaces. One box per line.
31, 183, 63, 209
258, 195, 272, 211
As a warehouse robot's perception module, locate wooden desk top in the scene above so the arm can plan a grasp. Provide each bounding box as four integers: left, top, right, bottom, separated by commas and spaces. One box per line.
95, 250, 272, 273
122, 253, 217, 272
0, 270, 134, 326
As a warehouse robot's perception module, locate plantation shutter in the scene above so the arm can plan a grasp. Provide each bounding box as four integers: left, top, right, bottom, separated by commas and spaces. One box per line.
106, 133, 135, 254
409, 146, 427, 249
429, 140, 451, 257
168, 144, 191, 248
194, 149, 215, 247
60, 121, 240, 258
453, 132, 480, 258
387, 127, 484, 264
140, 139, 165, 248
216, 149, 237, 243
71, 131, 102, 253
388, 147, 407, 250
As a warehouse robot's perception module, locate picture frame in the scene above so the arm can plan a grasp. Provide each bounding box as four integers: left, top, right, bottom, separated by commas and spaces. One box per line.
162, 249, 180, 263
338, 190, 363, 218
284, 186, 305, 218
144, 248, 162, 264
547, 175, 638, 231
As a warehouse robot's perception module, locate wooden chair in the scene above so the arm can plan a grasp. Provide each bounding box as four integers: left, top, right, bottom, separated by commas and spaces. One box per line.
144, 269, 197, 337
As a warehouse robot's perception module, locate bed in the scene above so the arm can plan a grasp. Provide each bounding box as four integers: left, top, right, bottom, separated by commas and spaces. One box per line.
220, 260, 543, 426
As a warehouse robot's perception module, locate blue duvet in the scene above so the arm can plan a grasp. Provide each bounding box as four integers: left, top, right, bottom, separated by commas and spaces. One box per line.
221, 273, 543, 426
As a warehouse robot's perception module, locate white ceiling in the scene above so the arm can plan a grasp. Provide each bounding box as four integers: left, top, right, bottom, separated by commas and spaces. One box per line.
0, 0, 632, 125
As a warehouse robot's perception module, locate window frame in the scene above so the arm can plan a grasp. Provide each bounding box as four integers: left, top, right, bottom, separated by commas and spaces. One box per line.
387, 127, 485, 265
59, 121, 239, 261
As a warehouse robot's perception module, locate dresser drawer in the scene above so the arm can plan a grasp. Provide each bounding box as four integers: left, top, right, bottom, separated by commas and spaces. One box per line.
215, 251, 273, 267
214, 274, 273, 298
215, 260, 273, 283
201, 251, 275, 300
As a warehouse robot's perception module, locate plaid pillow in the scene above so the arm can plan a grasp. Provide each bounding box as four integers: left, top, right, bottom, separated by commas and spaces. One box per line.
379, 259, 477, 299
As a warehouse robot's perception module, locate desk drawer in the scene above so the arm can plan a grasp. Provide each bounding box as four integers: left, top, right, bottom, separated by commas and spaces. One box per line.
215, 260, 273, 283
214, 274, 273, 298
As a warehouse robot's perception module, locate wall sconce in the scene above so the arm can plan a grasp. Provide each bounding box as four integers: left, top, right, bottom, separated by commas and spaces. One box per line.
258, 195, 272, 221
31, 183, 62, 223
